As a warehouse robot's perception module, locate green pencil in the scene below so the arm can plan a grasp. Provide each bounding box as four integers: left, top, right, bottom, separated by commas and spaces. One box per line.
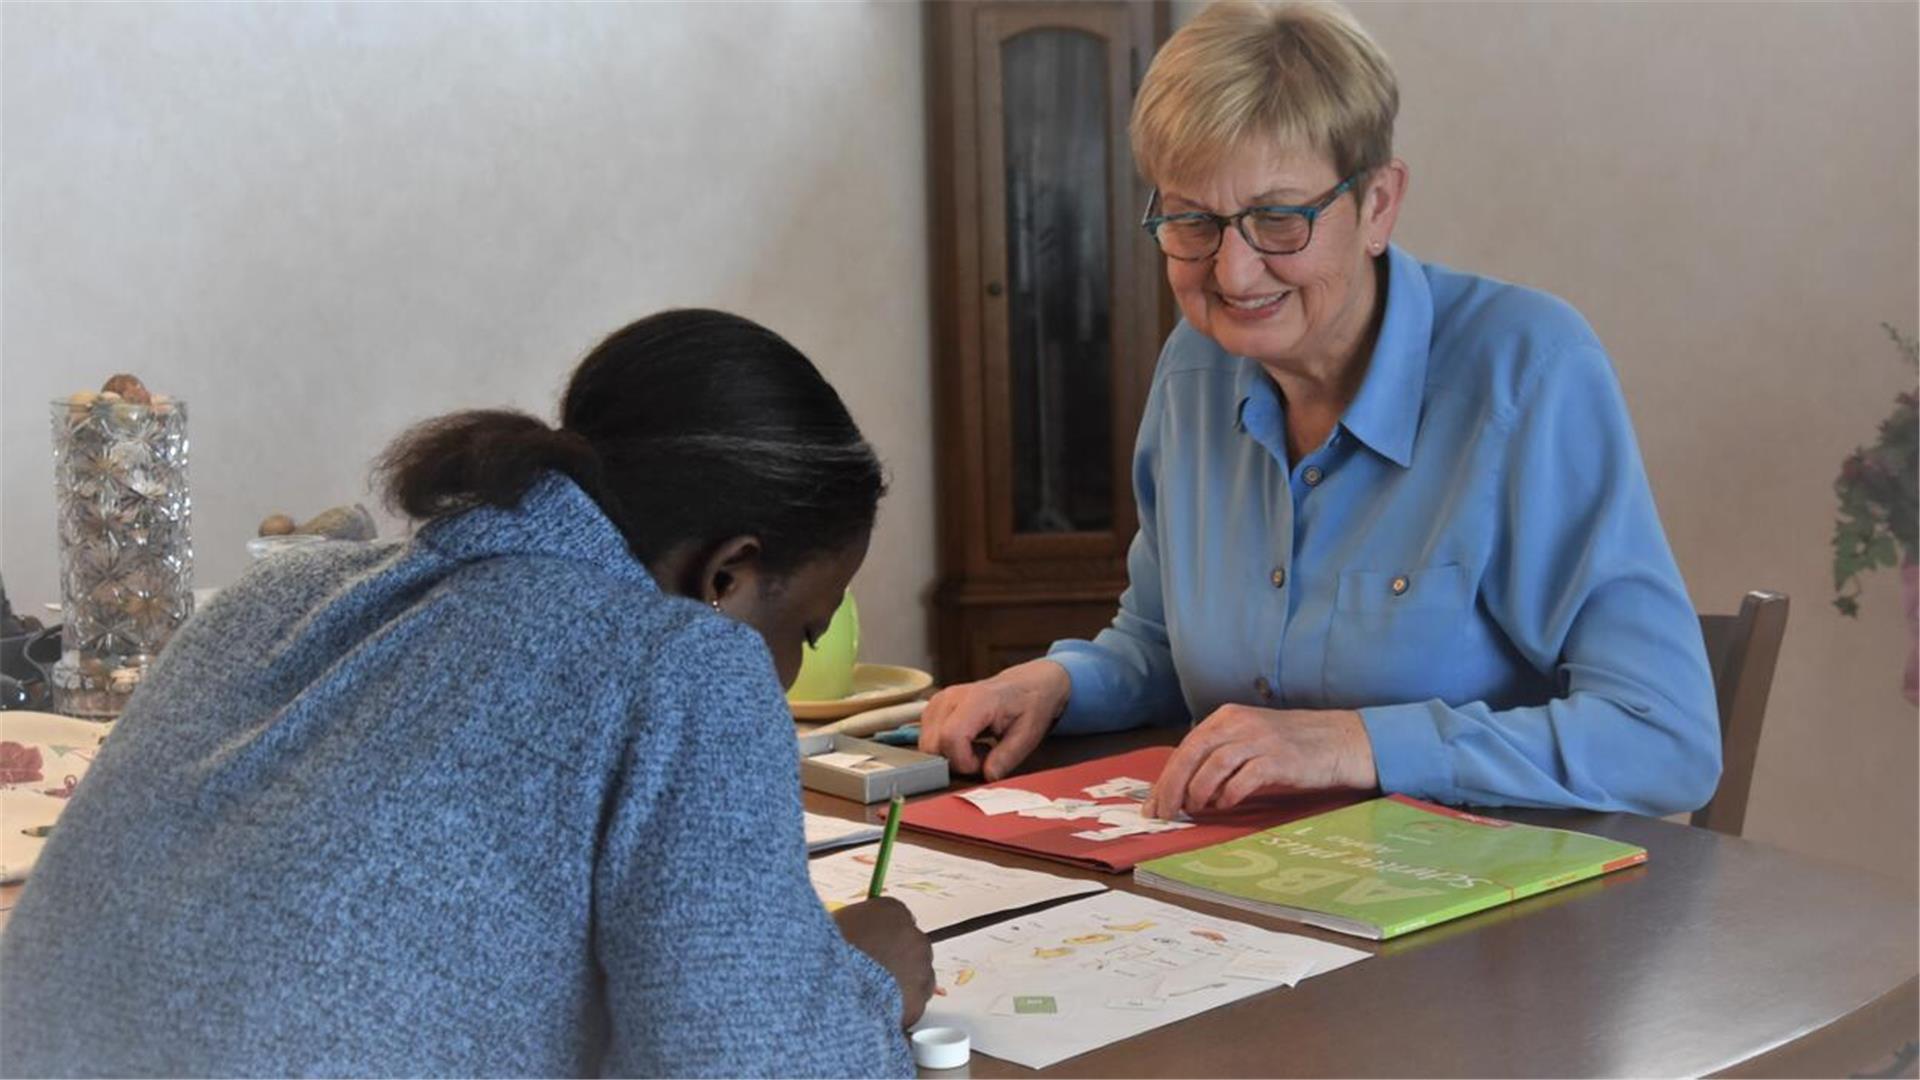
867, 795, 906, 899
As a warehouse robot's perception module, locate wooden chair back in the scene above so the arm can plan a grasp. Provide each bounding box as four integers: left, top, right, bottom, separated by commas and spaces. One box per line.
1692, 591, 1790, 836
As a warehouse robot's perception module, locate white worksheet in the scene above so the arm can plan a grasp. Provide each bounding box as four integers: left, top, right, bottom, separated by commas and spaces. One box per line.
803, 811, 884, 854
809, 842, 1105, 931
914, 891, 1370, 1069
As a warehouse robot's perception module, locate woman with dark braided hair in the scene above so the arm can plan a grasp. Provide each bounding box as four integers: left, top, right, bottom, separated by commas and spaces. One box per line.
1, 309, 930, 1077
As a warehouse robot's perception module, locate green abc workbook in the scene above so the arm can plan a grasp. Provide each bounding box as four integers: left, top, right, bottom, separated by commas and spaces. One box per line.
1134, 795, 1647, 940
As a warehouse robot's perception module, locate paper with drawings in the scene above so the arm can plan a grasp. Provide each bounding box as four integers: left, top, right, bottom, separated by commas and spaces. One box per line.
956, 787, 1055, 816
1070, 803, 1196, 842
803, 811, 884, 854
1083, 776, 1153, 800
962, 783, 1194, 837
809, 842, 1105, 931
914, 891, 1370, 1069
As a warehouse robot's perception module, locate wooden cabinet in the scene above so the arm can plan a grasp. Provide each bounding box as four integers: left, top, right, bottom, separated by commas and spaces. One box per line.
926, 1, 1174, 684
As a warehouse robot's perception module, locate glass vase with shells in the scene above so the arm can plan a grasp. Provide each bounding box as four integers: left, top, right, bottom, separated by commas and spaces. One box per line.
48, 376, 191, 720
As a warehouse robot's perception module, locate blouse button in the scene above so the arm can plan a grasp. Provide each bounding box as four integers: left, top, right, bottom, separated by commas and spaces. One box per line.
1269, 567, 1287, 589
1390, 575, 1410, 596
1302, 466, 1324, 486
1253, 676, 1273, 700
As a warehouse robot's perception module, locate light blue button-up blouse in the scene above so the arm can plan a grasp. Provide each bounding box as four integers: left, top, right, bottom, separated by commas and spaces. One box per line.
1047, 245, 1721, 816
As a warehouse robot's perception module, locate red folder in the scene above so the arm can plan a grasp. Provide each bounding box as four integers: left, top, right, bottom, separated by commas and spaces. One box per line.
896, 746, 1355, 873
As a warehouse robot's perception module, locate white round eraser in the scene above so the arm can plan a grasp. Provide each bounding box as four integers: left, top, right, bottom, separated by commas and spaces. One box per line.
911, 1026, 970, 1070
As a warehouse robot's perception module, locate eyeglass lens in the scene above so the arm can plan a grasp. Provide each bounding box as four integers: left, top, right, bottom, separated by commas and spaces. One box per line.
1156, 210, 1312, 258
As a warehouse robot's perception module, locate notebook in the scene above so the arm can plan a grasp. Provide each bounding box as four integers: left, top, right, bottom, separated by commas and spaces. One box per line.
1134, 794, 1649, 939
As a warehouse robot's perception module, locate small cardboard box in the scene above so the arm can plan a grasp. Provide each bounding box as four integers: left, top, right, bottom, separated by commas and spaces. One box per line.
798, 732, 949, 803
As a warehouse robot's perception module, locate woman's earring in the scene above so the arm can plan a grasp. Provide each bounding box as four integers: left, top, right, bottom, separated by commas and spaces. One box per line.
709, 598, 722, 612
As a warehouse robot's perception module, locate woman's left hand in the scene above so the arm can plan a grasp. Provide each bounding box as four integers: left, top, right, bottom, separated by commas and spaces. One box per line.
1142, 706, 1379, 820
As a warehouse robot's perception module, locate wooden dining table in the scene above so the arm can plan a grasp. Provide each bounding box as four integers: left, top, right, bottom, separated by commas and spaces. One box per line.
2, 725, 1912, 1077
805, 726, 1918, 1078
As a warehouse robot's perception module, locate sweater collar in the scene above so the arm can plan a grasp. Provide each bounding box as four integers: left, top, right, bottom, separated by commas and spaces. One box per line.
416, 471, 655, 589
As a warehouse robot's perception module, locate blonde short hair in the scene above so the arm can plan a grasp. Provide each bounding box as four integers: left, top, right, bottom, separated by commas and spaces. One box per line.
1131, 1, 1399, 191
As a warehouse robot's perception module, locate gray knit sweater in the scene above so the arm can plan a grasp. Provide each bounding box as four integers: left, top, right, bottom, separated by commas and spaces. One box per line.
0, 473, 912, 1078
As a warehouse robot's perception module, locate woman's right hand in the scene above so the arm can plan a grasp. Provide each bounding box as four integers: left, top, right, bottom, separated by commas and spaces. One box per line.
832, 897, 935, 1028
917, 659, 1072, 781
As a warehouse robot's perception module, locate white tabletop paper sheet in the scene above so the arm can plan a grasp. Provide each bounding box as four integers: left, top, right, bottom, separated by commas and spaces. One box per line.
913, 891, 1369, 1069
809, 841, 1105, 932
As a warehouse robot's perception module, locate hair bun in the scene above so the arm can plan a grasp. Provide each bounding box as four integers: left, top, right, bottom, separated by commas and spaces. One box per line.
376, 409, 606, 521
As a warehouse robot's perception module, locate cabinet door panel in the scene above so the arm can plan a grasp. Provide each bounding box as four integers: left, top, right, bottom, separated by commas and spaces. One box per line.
1000, 28, 1116, 537
975, 4, 1142, 563
929, 1, 1171, 683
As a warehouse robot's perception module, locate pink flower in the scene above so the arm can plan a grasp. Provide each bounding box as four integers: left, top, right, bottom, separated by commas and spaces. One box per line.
0, 742, 44, 785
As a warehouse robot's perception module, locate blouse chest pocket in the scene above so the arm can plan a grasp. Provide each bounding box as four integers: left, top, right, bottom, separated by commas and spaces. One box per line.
1334, 562, 1474, 615
1323, 562, 1482, 706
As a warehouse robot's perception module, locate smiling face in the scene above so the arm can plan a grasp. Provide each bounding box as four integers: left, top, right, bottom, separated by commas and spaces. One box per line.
1158, 142, 1400, 378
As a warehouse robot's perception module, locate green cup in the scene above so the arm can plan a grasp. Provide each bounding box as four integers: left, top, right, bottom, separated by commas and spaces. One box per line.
787, 590, 859, 700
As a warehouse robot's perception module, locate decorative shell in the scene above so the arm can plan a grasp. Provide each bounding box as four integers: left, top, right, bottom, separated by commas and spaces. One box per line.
99, 374, 152, 405
295, 504, 377, 541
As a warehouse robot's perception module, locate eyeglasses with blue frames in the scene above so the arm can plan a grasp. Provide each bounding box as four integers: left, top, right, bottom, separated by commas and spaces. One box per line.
1139, 171, 1364, 261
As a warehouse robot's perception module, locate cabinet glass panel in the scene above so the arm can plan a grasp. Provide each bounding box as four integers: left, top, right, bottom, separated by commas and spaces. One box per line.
1001, 28, 1114, 534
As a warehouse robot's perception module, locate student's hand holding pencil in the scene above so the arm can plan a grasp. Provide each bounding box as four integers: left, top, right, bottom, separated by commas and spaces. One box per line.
832, 897, 933, 1027
833, 795, 934, 1027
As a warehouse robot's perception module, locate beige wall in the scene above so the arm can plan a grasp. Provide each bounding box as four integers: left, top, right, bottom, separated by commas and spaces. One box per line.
0, 2, 935, 676
4, 2, 1914, 887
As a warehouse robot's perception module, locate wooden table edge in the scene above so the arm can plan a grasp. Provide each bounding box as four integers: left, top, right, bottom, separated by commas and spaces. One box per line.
1710, 975, 1918, 1079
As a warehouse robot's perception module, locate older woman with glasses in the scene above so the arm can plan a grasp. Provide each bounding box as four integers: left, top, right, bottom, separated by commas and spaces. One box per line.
921, 0, 1721, 821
